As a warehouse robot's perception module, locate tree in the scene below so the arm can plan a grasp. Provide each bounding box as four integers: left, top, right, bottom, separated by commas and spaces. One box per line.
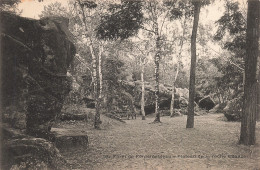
186, 0, 201, 128
74, 0, 102, 129
239, 0, 259, 145
97, 0, 169, 122
0, 0, 21, 13
214, 0, 246, 98
96, 0, 143, 40
39, 0, 104, 129
133, 41, 150, 120
165, 0, 193, 117
140, 56, 146, 120
39, 2, 69, 18
97, 0, 195, 122
141, 0, 188, 122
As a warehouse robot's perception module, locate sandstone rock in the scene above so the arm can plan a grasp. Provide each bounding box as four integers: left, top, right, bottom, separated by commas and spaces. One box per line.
2, 106, 26, 130
2, 125, 67, 170
174, 109, 182, 116
159, 110, 170, 116
51, 128, 88, 150
3, 137, 67, 170
59, 112, 88, 121
175, 88, 189, 99
118, 80, 192, 115
82, 97, 95, 108
198, 96, 215, 110
194, 112, 201, 116
1, 11, 75, 138
120, 80, 171, 108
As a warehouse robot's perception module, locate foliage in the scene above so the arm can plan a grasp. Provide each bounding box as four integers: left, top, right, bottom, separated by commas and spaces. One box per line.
39, 2, 69, 18
213, 1, 246, 107
96, 0, 143, 40
214, 1, 246, 58
224, 94, 243, 121
0, 0, 20, 6
164, 0, 194, 20
0, 0, 21, 13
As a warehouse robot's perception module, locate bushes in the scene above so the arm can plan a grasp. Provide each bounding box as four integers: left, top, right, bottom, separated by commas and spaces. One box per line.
223, 95, 243, 121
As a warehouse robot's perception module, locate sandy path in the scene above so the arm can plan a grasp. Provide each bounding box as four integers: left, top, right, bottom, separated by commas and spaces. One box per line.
58, 113, 260, 170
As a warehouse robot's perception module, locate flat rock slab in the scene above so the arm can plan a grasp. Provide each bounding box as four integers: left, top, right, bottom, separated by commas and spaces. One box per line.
51, 128, 88, 150
59, 112, 88, 121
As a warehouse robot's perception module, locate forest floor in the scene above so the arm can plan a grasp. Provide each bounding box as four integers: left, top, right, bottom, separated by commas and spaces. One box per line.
54, 108, 260, 170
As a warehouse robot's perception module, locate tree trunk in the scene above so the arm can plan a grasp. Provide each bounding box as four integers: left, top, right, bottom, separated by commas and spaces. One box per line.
89, 45, 101, 129
141, 58, 145, 120
170, 17, 185, 117
154, 33, 161, 123
239, 0, 259, 145
170, 62, 179, 117
170, 82, 175, 117
186, 1, 201, 128
98, 44, 103, 99
76, 0, 101, 129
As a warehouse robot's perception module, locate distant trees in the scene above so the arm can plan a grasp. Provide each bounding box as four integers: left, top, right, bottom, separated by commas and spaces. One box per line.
239, 0, 259, 146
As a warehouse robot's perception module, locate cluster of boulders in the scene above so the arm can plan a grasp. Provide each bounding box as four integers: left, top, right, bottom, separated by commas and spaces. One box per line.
116, 80, 216, 116
1, 11, 82, 169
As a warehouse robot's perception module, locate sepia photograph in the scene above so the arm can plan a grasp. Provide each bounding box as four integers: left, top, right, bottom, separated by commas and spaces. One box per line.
0, 0, 259, 169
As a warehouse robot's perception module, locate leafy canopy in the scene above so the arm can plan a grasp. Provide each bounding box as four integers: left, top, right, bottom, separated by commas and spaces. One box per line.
96, 0, 143, 40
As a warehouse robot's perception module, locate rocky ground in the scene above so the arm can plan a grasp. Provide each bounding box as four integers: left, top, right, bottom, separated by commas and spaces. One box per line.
53, 108, 260, 170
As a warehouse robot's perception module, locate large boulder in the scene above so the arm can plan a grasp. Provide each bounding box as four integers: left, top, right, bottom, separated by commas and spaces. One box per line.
120, 80, 172, 107
51, 128, 89, 151
1, 124, 67, 170
1, 12, 75, 138
175, 87, 189, 99
198, 96, 215, 111
119, 81, 190, 115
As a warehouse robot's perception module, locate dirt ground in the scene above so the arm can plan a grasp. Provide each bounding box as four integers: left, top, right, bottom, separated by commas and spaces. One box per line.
55, 111, 260, 170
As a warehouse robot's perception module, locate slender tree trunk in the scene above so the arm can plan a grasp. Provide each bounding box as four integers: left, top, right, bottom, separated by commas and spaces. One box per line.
170, 82, 175, 117
186, 1, 201, 128
239, 0, 259, 145
170, 17, 186, 117
89, 45, 101, 129
141, 58, 145, 120
98, 44, 103, 98
154, 30, 161, 123
170, 62, 179, 117
76, 0, 101, 129
257, 10, 260, 122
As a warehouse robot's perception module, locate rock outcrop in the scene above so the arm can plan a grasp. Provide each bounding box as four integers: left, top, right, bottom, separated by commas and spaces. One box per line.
198, 96, 215, 111
1, 11, 75, 138
119, 80, 190, 114
51, 128, 89, 151
2, 124, 67, 170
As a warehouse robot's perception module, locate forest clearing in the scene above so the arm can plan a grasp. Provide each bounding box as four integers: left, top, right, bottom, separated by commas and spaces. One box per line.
1, 0, 259, 169
56, 109, 260, 170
